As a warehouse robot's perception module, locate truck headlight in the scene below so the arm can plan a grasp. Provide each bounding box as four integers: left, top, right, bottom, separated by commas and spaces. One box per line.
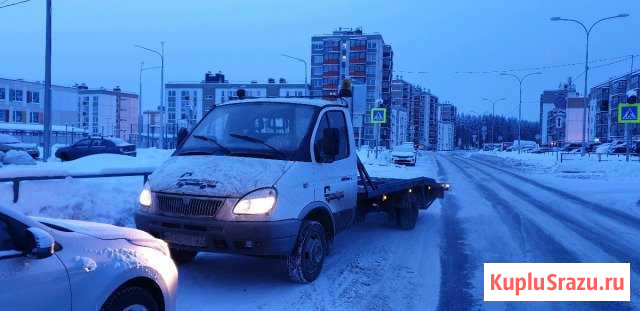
139, 182, 152, 208
233, 188, 277, 215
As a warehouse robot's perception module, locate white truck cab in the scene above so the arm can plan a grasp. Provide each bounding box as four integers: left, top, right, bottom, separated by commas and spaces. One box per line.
136, 97, 447, 283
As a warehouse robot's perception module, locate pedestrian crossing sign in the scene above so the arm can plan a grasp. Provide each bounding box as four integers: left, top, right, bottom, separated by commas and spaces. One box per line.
618, 104, 640, 124
371, 108, 387, 124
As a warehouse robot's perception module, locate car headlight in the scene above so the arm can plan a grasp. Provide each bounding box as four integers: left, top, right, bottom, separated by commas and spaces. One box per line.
139, 182, 152, 208
233, 188, 277, 215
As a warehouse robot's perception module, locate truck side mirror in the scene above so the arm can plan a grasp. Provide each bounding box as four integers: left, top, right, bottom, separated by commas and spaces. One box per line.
177, 127, 189, 147
322, 128, 340, 159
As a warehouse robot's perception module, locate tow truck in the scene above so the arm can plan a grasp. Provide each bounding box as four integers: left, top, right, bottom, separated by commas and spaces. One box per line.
135, 90, 449, 283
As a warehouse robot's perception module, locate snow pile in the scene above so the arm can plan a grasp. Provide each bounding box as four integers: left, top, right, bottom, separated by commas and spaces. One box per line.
2, 150, 36, 165
0, 148, 174, 227
481, 150, 640, 180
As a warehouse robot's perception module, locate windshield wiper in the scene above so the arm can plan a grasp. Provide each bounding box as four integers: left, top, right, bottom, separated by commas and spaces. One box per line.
189, 135, 231, 154
229, 133, 287, 160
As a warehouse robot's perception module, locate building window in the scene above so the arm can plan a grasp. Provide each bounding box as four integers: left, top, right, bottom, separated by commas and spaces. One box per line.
9, 89, 15, 101
0, 109, 8, 122
29, 112, 40, 123
311, 66, 323, 76
33, 91, 40, 103
0, 88, 4, 100
312, 41, 323, 50
181, 90, 190, 100
14, 90, 23, 102
312, 55, 323, 65
367, 41, 377, 49
311, 79, 322, 88
12, 110, 25, 122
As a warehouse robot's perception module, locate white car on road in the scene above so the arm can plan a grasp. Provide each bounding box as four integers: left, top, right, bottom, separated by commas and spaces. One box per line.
0, 207, 177, 311
391, 142, 417, 166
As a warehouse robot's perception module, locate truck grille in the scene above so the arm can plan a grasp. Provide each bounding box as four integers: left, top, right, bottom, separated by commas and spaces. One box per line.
156, 194, 224, 217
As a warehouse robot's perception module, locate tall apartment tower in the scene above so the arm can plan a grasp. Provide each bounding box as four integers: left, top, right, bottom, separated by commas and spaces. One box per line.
310, 27, 393, 147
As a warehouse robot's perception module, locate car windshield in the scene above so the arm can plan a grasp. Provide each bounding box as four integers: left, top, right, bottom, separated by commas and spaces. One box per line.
177, 102, 319, 161
0, 135, 20, 144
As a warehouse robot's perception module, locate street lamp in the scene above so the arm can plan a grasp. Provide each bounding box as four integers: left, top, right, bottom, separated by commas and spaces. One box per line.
482, 97, 506, 145
550, 14, 629, 154
135, 42, 165, 148
138, 62, 161, 144
281, 54, 308, 91
500, 72, 542, 153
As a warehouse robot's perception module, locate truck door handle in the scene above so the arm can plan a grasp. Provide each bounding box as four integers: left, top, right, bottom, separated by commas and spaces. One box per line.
341, 176, 352, 181
325, 191, 345, 201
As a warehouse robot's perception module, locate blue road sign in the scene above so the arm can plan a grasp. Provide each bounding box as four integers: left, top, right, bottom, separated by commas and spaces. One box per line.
371, 108, 387, 124
618, 104, 640, 124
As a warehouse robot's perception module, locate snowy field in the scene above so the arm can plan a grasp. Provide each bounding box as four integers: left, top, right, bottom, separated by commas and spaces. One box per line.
2, 149, 639, 310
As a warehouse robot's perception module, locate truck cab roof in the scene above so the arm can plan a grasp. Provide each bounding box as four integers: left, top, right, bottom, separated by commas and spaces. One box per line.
222, 97, 345, 108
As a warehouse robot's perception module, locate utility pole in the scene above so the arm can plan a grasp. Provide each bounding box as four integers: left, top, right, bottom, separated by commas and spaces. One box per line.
43, 0, 52, 161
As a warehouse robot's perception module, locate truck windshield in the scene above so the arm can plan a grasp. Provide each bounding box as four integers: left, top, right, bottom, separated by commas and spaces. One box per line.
177, 102, 319, 161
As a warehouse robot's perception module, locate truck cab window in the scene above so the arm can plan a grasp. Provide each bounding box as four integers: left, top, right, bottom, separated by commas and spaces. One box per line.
314, 110, 349, 162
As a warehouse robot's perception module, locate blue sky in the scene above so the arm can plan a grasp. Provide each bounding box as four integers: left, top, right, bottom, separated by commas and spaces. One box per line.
1, 0, 639, 120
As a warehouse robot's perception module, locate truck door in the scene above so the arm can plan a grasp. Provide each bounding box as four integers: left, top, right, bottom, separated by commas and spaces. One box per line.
312, 109, 357, 231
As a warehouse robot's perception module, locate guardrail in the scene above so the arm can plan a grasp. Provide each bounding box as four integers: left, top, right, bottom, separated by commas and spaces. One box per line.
559, 152, 640, 163
0, 171, 153, 203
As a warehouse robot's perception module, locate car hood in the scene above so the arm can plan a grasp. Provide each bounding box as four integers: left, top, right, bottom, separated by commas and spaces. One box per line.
149, 155, 293, 197
3, 142, 37, 150
391, 151, 415, 157
34, 217, 153, 240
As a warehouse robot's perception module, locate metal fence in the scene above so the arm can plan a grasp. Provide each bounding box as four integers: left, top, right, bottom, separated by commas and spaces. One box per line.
1, 171, 152, 203
559, 152, 640, 162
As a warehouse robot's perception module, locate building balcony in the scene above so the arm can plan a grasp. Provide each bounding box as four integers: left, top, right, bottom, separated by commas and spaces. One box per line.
323, 84, 338, 90
324, 47, 340, 53
351, 45, 366, 51
349, 71, 366, 77
349, 58, 366, 64
323, 71, 339, 77
324, 59, 339, 65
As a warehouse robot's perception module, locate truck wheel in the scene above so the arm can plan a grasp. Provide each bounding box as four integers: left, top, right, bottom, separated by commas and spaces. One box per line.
286, 220, 326, 283
170, 248, 197, 264
396, 194, 419, 230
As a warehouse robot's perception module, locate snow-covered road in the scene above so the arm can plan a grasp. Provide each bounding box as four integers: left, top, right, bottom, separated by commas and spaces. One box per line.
434, 152, 639, 310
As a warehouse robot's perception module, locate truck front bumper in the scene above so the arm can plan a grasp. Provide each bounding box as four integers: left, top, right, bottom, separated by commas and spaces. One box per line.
135, 212, 301, 257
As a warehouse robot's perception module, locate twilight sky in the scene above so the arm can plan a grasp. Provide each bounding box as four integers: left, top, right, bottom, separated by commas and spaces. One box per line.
1, 0, 639, 120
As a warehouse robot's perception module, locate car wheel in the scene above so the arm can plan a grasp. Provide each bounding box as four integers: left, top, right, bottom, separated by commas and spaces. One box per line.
170, 248, 197, 264
286, 220, 326, 283
101, 286, 159, 311
396, 194, 419, 230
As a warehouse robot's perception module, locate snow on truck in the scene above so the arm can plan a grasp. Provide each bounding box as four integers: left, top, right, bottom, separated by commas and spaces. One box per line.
135, 94, 449, 283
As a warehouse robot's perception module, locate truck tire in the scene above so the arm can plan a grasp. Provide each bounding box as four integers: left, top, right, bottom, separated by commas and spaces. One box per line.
286, 220, 326, 283
396, 194, 418, 230
170, 248, 197, 264
101, 286, 159, 311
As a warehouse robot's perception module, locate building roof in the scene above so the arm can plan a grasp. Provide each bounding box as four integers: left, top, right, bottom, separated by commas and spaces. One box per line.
79, 89, 138, 98
0, 77, 77, 92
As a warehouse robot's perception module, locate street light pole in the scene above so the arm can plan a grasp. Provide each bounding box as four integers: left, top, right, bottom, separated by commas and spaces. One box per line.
281, 54, 308, 92
135, 42, 165, 148
550, 14, 629, 154
43, 0, 52, 161
501, 72, 541, 153
482, 97, 506, 145
138, 63, 162, 145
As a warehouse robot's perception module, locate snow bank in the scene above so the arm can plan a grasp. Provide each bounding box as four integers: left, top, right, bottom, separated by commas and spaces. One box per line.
2, 150, 36, 165
0, 148, 174, 227
481, 150, 640, 180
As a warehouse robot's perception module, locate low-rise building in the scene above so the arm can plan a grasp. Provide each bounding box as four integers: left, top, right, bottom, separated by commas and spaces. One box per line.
77, 85, 139, 141
588, 70, 640, 142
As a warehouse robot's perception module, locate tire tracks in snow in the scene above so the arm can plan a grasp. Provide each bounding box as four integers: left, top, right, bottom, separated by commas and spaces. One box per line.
466, 155, 640, 230
455, 155, 640, 275
434, 156, 478, 310
444, 155, 577, 262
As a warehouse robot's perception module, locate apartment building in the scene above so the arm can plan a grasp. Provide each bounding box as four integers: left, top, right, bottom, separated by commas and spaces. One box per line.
310, 27, 393, 147
390, 79, 413, 146
165, 72, 308, 135
436, 103, 456, 151
589, 70, 640, 142
538, 78, 578, 145
77, 85, 139, 140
